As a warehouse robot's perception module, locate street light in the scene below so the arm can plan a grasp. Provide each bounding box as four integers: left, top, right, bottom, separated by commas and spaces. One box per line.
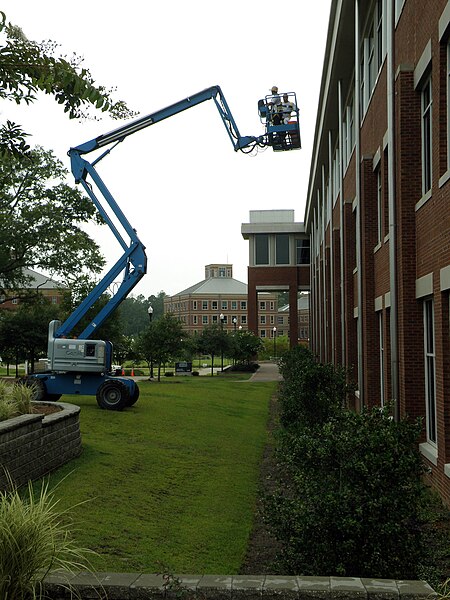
220, 313, 225, 372
273, 326, 277, 360
148, 305, 154, 378
232, 317, 237, 332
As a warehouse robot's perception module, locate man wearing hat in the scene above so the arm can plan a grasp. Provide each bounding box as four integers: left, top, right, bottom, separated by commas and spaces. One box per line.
269, 85, 282, 125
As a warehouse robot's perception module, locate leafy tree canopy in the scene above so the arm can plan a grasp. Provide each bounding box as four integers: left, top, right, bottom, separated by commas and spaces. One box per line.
0, 11, 137, 158
0, 146, 105, 297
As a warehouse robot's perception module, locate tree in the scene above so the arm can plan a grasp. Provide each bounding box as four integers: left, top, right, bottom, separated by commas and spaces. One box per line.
198, 324, 230, 376
0, 12, 136, 158
231, 330, 263, 365
0, 147, 106, 297
135, 313, 183, 381
118, 291, 168, 336
0, 11, 136, 296
0, 298, 60, 374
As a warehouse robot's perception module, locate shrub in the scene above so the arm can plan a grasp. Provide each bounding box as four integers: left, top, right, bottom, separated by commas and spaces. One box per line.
269, 406, 426, 578
0, 380, 34, 422
278, 347, 352, 429
0, 477, 94, 599
192, 371, 200, 376
267, 346, 427, 579
164, 371, 174, 377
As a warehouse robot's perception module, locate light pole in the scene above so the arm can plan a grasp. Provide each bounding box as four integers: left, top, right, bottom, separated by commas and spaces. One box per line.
273, 326, 277, 360
148, 305, 154, 378
232, 317, 237, 365
220, 313, 225, 371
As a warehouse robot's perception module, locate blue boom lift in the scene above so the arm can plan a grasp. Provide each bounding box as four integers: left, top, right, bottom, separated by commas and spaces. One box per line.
25, 86, 300, 410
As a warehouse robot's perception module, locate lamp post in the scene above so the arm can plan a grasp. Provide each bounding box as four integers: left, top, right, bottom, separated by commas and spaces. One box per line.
220, 313, 225, 372
148, 305, 154, 378
232, 317, 237, 365
273, 326, 277, 360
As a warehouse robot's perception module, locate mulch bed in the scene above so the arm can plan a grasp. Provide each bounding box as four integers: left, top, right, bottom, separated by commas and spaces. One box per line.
239, 392, 282, 574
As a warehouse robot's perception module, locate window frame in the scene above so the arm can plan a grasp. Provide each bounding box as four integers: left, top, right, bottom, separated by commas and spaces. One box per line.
423, 298, 437, 445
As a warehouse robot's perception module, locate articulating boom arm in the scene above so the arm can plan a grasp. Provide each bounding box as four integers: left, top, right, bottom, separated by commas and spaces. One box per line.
59, 86, 265, 341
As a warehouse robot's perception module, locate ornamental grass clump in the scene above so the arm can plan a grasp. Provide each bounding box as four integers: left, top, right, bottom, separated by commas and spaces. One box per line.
0, 477, 94, 599
0, 380, 34, 422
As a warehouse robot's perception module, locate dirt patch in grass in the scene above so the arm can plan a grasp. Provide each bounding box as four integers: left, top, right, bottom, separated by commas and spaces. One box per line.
239, 392, 281, 574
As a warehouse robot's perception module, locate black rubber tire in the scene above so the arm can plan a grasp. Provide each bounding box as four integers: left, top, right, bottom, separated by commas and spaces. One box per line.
96, 380, 130, 411
126, 384, 140, 407
18, 376, 46, 401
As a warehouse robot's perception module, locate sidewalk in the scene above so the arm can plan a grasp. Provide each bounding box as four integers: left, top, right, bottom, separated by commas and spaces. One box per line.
248, 361, 282, 382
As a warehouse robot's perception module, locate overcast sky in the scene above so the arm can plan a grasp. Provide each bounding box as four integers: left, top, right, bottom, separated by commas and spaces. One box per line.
2, 1, 331, 298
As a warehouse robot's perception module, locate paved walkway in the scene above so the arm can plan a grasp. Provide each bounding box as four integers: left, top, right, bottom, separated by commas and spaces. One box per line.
248, 361, 282, 382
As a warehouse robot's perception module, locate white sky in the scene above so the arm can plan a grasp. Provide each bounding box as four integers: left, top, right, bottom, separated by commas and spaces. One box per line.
2, 1, 330, 297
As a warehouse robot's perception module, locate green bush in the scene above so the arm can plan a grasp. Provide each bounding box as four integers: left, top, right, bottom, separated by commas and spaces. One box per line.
278, 346, 352, 428
266, 347, 427, 579
164, 371, 174, 377
0, 478, 93, 599
0, 380, 34, 422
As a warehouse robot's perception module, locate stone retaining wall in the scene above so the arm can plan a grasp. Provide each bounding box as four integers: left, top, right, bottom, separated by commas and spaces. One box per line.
0, 401, 82, 488
42, 573, 437, 600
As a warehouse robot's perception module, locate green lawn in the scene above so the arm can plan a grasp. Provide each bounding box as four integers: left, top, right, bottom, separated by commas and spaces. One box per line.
41, 377, 275, 574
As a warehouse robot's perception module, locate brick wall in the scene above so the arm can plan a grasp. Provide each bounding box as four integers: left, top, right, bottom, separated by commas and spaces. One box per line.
0, 401, 82, 489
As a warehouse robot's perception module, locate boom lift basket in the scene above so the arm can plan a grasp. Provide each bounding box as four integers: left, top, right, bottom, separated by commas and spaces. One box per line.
258, 91, 301, 152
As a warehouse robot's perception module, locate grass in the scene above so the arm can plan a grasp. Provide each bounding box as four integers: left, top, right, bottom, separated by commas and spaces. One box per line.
37, 377, 275, 574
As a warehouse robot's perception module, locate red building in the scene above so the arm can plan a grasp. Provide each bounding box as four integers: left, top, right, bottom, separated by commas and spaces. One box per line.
307, 0, 450, 502
241, 210, 310, 347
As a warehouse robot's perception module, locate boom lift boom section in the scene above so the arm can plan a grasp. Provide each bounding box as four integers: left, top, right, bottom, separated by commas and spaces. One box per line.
29, 85, 299, 410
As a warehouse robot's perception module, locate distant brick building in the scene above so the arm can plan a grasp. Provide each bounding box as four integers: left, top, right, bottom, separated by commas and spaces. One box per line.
0, 268, 64, 310
164, 264, 278, 337
307, 0, 450, 503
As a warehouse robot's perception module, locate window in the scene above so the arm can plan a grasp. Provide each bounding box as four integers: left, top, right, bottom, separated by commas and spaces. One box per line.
276, 234, 290, 265
277, 316, 284, 324
296, 238, 310, 265
202, 315, 208, 325
376, 168, 382, 244
260, 330, 266, 338
260, 301, 266, 310
212, 300, 218, 310
212, 315, 218, 324
193, 301, 197, 310
255, 234, 269, 265
270, 301, 275, 310
219, 267, 226, 277
447, 42, 450, 171
241, 301, 247, 310
231, 301, 237, 310
241, 315, 247, 324
260, 315, 266, 325
193, 315, 198, 325
421, 76, 432, 194
379, 311, 385, 406
423, 299, 437, 444
221, 315, 228, 324
202, 300, 208, 310
221, 300, 228, 310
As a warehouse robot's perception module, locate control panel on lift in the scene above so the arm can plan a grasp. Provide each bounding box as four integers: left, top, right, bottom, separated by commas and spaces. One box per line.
47, 320, 108, 373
